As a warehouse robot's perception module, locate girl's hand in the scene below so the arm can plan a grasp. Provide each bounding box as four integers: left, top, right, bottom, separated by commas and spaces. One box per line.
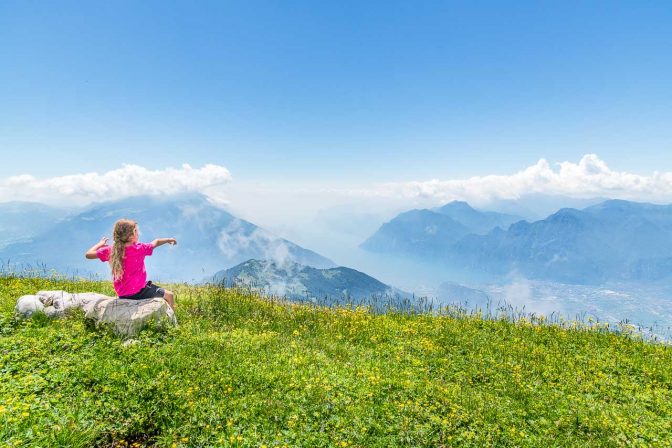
85, 237, 108, 259
167, 238, 177, 245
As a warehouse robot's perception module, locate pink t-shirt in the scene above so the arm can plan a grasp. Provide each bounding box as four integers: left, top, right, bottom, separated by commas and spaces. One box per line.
97, 242, 154, 297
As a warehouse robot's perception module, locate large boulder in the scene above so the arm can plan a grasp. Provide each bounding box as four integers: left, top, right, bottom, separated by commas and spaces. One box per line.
85, 296, 177, 337
15, 290, 177, 337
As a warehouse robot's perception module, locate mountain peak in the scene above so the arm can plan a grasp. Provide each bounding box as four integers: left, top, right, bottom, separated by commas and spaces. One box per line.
437, 201, 475, 213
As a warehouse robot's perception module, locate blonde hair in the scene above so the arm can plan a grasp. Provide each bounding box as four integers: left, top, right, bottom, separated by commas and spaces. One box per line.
110, 219, 137, 280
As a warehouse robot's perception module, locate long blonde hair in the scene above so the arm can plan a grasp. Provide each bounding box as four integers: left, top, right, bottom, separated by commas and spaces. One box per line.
110, 219, 137, 280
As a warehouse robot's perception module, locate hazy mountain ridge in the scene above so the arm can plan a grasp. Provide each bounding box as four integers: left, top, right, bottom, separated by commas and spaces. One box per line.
449, 200, 672, 283
360, 201, 524, 259
360, 201, 523, 261
0, 202, 72, 249
210, 258, 410, 304
0, 193, 335, 281
360, 209, 472, 256
361, 199, 672, 284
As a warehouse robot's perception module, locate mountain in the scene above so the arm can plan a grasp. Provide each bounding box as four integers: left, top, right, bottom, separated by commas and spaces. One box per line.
433, 201, 523, 234
479, 194, 608, 221
210, 258, 410, 305
360, 209, 471, 257
0, 193, 335, 281
0, 202, 72, 249
360, 202, 523, 258
447, 200, 672, 284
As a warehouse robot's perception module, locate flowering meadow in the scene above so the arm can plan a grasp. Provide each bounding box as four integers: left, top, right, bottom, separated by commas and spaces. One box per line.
1, 274, 671, 447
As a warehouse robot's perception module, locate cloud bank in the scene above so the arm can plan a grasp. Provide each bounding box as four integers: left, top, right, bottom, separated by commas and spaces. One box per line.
0, 164, 232, 205
361, 154, 672, 204
2, 155, 671, 213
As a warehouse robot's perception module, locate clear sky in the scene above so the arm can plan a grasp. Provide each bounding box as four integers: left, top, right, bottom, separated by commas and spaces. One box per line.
1, 0, 671, 184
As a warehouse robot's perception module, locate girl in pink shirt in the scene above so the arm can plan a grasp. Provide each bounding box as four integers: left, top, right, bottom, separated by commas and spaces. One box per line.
85, 219, 177, 309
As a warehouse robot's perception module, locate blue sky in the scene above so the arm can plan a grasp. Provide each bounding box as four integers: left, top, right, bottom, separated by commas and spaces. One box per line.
1, 0, 671, 184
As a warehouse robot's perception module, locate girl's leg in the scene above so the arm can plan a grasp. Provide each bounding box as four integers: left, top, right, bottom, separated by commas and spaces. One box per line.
164, 290, 175, 309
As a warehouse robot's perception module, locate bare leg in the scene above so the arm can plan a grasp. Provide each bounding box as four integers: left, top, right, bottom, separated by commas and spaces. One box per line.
164, 290, 175, 309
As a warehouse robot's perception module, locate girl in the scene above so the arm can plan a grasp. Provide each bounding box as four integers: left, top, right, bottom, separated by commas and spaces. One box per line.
85, 219, 177, 309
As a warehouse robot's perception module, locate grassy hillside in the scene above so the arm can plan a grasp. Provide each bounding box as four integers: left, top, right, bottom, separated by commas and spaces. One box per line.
1, 274, 671, 447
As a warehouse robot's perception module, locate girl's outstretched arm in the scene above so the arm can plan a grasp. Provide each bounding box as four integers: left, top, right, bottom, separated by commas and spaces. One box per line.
85, 237, 109, 259
151, 238, 177, 248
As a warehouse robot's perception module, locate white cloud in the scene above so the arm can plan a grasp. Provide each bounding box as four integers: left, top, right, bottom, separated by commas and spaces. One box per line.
216, 218, 293, 266
348, 154, 672, 204
0, 164, 231, 204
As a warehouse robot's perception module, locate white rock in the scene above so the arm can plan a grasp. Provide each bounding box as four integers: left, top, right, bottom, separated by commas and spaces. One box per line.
15, 295, 44, 317
15, 290, 177, 337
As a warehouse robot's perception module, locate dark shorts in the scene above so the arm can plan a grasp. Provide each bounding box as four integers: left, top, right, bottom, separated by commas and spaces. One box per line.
119, 281, 165, 300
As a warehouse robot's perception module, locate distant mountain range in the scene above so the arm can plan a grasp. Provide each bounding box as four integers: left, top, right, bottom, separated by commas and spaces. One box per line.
361, 199, 672, 284
449, 200, 672, 284
476, 194, 608, 222
0, 193, 334, 281
360, 201, 523, 257
210, 258, 410, 305
4, 194, 672, 289
0, 202, 72, 249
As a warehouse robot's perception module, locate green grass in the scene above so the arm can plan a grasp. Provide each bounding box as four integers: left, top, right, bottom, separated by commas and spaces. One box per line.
1, 274, 671, 447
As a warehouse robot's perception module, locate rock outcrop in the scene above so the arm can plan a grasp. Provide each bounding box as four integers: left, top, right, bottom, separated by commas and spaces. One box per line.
15, 290, 177, 337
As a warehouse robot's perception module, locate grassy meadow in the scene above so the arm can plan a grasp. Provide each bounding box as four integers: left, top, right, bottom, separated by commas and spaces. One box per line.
1, 273, 671, 447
